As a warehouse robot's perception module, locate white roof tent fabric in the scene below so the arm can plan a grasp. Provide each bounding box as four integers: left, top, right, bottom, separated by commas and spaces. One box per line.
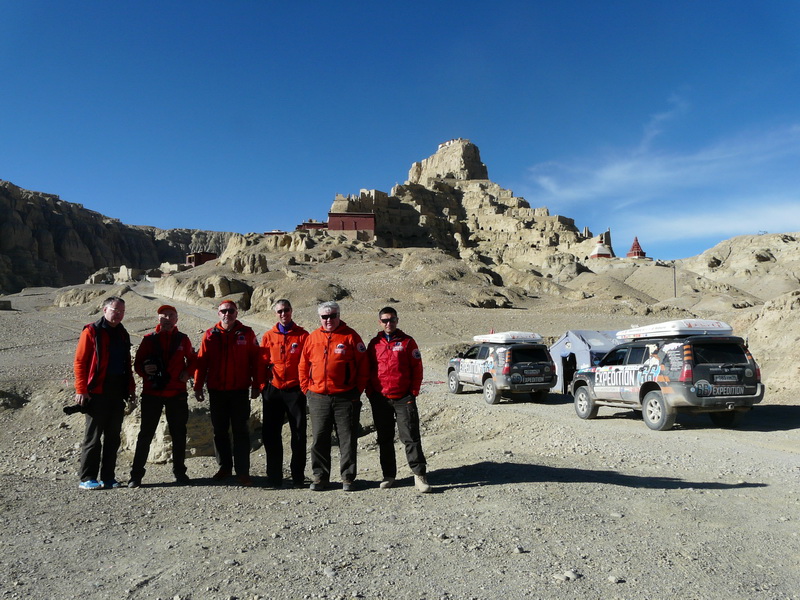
472, 331, 543, 343
616, 319, 733, 340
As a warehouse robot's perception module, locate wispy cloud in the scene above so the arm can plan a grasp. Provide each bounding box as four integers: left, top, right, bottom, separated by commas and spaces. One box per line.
523, 105, 800, 257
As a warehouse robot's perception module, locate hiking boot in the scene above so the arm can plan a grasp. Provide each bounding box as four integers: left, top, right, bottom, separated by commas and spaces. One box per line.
342, 479, 355, 492
100, 479, 122, 489
310, 478, 327, 491
78, 479, 102, 490
174, 474, 192, 485
237, 474, 253, 487
127, 479, 141, 488
414, 474, 432, 493
212, 468, 232, 481
379, 477, 395, 489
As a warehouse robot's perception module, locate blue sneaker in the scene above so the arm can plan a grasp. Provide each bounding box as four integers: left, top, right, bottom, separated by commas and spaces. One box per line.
99, 479, 122, 489
78, 479, 102, 490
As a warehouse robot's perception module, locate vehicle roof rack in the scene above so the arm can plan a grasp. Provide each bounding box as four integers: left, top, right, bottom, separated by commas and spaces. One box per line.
616, 319, 733, 340
473, 331, 543, 343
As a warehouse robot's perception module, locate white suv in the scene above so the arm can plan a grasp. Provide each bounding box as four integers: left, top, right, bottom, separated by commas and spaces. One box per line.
570, 320, 765, 430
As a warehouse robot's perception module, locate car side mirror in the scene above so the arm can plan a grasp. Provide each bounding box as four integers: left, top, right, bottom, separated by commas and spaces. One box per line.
457, 352, 464, 359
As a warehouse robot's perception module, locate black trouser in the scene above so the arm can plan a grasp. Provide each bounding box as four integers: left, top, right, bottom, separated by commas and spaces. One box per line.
209, 389, 251, 476
262, 385, 307, 485
307, 390, 361, 483
79, 376, 127, 483
130, 392, 189, 481
369, 393, 427, 478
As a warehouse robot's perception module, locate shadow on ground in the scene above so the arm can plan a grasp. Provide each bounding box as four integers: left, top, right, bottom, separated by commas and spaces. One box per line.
432, 460, 767, 492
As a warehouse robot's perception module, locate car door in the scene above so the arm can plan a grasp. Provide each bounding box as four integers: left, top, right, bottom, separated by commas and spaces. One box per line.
593, 346, 629, 400
619, 345, 648, 403
458, 345, 482, 385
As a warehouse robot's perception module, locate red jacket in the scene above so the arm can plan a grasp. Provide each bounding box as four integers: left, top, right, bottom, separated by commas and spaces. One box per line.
194, 321, 260, 392
259, 323, 309, 390
134, 326, 197, 397
366, 330, 423, 399
73, 318, 135, 396
299, 321, 368, 396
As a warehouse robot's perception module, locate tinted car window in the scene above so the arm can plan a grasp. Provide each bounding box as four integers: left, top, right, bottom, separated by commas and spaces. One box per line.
511, 347, 549, 363
602, 348, 628, 366
477, 346, 490, 360
693, 343, 748, 365
626, 346, 648, 365
463, 346, 479, 360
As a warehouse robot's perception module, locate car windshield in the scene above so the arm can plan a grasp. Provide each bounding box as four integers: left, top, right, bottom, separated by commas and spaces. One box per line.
510, 347, 549, 363
692, 342, 748, 365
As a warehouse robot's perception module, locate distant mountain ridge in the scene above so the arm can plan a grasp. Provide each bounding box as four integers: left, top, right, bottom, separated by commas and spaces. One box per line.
0, 180, 232, 294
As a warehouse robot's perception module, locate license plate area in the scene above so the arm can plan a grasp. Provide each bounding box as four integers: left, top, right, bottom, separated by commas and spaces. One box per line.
714, 374, 738, 383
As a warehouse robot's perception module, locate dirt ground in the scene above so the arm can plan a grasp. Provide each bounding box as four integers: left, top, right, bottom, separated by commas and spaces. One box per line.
0, 285, 798, 600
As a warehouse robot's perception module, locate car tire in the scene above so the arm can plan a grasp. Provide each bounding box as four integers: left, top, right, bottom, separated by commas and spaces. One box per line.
709, 410, 746, 428
483, 378, 499, 405
642, 391, 676, 431
574, 387, 598, 419
447, 371, 463, 394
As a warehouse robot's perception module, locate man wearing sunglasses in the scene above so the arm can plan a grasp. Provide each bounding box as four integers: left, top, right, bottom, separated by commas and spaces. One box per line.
366, 307, 431, 493
258, 299, 309, 488
194, 300, 260, 487
299, 301, 368, 491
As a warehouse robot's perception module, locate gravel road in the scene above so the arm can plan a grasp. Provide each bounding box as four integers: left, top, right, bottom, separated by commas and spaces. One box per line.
1, 370, 798, 600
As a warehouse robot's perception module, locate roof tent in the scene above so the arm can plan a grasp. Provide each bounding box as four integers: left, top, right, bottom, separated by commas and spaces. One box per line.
616, 319, 733, 340
473, 331, 543, 343
548, 330, 620, 394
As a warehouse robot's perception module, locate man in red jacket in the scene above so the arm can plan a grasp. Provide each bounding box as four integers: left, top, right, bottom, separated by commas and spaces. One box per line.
72, 296, 136, 490
194, 300, 260, 486
259, 299, 309, 488
299, 301, 368, 491
128, 305, 197, 488
366, 306, 431, 493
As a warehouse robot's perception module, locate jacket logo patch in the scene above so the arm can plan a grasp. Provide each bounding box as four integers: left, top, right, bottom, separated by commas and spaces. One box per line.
335, 343, 347, 355
392, 343, 404, 352
357, 342, 367, 353
289, 342, 299, 354
412, 349, 422, 359
237, 335, 247, 345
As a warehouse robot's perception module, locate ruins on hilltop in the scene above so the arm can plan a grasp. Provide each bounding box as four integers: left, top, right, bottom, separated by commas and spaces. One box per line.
322, 139, 603, 271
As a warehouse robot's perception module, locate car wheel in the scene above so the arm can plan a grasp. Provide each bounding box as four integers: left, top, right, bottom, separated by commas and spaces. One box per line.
574, 387, 598, 419
483, 378, 499, 405
447, 371, 463, 394
530, 390, 549, 403
642, 391, 676, 431
709, 410, 746, 428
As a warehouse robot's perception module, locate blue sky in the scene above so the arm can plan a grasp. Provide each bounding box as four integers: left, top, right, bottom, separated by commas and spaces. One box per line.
2, 1, 799, 260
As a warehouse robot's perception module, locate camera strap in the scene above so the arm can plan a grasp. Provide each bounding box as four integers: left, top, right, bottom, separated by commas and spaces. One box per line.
149, 330, 187, 364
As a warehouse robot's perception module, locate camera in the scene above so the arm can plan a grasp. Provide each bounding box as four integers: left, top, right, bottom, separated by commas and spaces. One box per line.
144, 357, 170, 390
64, 402, 88, 415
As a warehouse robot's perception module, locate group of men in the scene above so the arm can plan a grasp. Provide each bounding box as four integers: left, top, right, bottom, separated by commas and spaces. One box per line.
72, 296, 431, 494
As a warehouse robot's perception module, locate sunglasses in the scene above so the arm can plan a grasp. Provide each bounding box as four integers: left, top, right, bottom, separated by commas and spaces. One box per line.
320, 313, 339, 320
276, 308, 292, 314
380, 317, 397, 324
219, 308, 236, 314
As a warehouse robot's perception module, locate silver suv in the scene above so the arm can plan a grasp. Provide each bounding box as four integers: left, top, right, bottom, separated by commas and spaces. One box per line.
570, 319, 765, 430
447, 332, 556, 404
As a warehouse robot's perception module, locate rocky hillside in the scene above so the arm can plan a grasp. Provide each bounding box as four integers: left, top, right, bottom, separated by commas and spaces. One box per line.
0, 180, 232, 294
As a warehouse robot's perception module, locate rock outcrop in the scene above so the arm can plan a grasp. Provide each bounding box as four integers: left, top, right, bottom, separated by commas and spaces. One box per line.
327, 139, 593, 283
0, 180, 233, 294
